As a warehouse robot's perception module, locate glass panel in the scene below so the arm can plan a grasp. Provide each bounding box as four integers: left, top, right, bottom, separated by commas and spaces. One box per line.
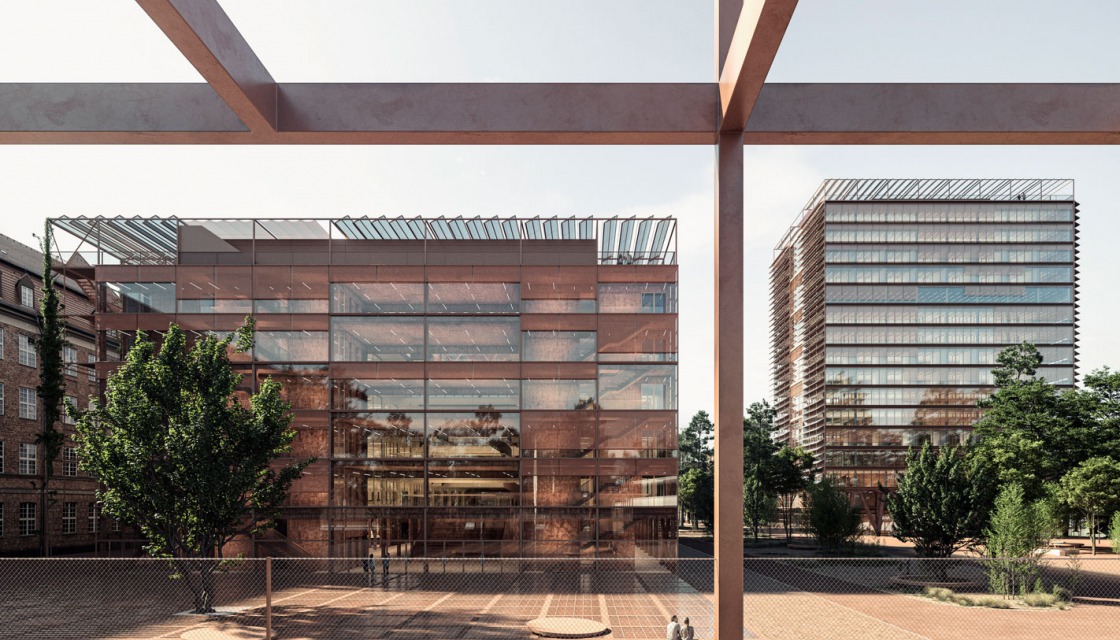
427, 317, 520, 362
598, 365, 677, 411
825, 325, 1075, 345
255, 331, 329, 362
825, 285, 1073, 304
521, 412, 597, 458
825, 244, 1075, 264
254, 299, 329, 313
428, 460, 520, 507
331, 317, 425, 362
331, 283, 424, 314
522, 331, 597, 362
825, 366, 1075, 386
824, 224, 1074, 244
257, 364, 329, 410
178, 298, 253, 313
522, 509, 595, 543
521, 379, 597, 411
597, 475, 676, 507
824, 346, 1074, 366
333, 412, 425, 458
827, 387, 991, 407
424, 508, 520, 546
825, 265, 1072, 284
521, 299, 597, 314
522, 476, 595, 507
824, 202, 1074, 224
427, 283, 519, 314
826, 305, 1074, 325
598, 284, 677, 313
599, 413, 677, 458
331, 460, 424, 507
427, 379, 519, 411
427, 411, 520, 458
332, 378, 425, 411
597, 316, 676, 360
825, 407, 984, 427
107, 283, 176, 313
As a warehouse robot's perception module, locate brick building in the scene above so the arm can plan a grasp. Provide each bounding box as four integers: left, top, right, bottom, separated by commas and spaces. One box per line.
0, 234, 106, 555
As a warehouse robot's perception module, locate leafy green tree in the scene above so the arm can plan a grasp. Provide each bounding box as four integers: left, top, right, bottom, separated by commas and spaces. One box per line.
743, 401, 780, 541
1058, 457, 1120, 555
73, 320, 311, 612
888, 443, 995, 560
678, 466, 714, 530
1111, 511, 1120, 556
1075, 368, 1120, 462
970, 343, 1085, 501
679, 410, 714, 471
984, 483, 1058, 597
805, 478, 862, 553
35, 221, 68, 557
771, 446, 815, 543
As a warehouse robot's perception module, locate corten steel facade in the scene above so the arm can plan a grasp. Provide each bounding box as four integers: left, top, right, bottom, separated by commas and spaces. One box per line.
51, 216, 679, 559
771, 179, 1079, 527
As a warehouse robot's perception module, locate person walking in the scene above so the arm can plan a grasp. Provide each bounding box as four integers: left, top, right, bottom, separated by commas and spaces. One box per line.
665, 615, 681, 640
680, 617, 695, 640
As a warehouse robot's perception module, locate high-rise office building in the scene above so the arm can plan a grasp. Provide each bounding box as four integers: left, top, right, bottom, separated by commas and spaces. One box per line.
771, 179, 1078, 527
51, 216, 679, 558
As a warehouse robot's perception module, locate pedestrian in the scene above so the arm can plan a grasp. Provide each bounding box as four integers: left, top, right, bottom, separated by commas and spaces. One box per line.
680, 617, 694, 640
363, 551, 373, 574
381, 546, 390, 586
665, 615, 681, 640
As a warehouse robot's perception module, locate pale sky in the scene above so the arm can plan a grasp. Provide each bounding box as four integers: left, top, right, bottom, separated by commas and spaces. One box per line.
2, 1, 1119, 428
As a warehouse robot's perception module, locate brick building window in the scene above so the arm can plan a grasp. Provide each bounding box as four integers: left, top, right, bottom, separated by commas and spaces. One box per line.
0, 382, 5, 416
0, 503, 4, 537
111, 519, 121, 533
19, 503, 36, 536
88, 504, 99, 533
19, 387, 36, 420
63, 396, 77, 425
18, 335, 35, 367
63, 447, 78, 477
19, 443, 37, 475
87, 354, 97, 382
19, 284, 34, 308
62, 502, 77, 535
0, 327, 4, 358
0, 440, 4, 472
63, 346, 78, 377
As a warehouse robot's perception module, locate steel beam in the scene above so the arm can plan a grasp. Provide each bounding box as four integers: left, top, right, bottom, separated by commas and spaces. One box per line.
717, 0, 745, 74
719, 1, 799, 132
745, 83, 1120, 144
136, 0, 277, 132
714, 132, 745, 639
0, 83, 717, 145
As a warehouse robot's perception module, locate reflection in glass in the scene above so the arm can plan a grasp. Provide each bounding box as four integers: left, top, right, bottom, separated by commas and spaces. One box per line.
258, 364, 329, 410
178, 298, 253, 313
108, 283, 176, 313
522, 299, 596, 314
522, 331, 596, 362
522, 380, 597, 411
826, 305, 1074, 325
598, 365, 677, 411
598, 284, 677, 313
332, 461, 423, 507
331, 317, 424, 361
331, 283, 424, 314
826, 325, 1074, 345
427, 411, 520, 458
427, 283, 519, 314
599, 413, 676, 458
597, 475, 676, 507
427, 379, 519, 411
332, 379, 425, 411
333, 413, 424, 458
521, 412, 597, 457
427, 317, 519, 361
255, 331, 329, 361
428, 460, 520, 507
825, 366, 1074, 386
254, 299, 329, 314
522, 476, 595, 507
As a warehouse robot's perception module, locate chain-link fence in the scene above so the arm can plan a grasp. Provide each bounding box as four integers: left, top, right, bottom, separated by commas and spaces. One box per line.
1, 556, 1118, 639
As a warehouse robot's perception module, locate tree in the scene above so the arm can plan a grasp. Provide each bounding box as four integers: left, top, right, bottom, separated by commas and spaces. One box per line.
1111, 511, 1120, 556
771, 446, 815, 543
72, 320, 311, 613
970, 343, 1086, 501
679, 410, 714, 471
984, 483, 1058, 597
743, 401, 780, 541
678, 466, 714, 530
35, 221, 68, 557
1058, 457, 1120, 555
887, 443, 995, 560
805, 478, 862, 553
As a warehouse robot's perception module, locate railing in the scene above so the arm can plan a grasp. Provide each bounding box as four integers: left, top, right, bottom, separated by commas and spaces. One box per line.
0, 556, 1117, 639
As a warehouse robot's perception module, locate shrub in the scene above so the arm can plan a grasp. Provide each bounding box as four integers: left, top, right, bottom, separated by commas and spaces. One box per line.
1051, 584, 1073, 603
972, 596, 1012, 609
984, 483, 1058, 597
805, 478, 862, 553
1022, 592, 1059, 607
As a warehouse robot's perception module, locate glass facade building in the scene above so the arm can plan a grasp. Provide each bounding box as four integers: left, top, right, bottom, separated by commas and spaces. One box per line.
52, 216, 679, 559
770, 179, 1078, 526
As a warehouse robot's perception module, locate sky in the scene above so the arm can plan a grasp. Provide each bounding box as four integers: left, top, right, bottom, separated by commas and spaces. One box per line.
2, 1, 1120, 428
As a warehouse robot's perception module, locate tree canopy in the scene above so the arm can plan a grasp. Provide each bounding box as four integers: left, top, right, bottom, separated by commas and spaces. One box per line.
73, 320, 311, 612
1058, 457, 1120, 555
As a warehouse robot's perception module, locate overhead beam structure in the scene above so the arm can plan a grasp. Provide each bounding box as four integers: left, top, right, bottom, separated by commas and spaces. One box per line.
136, 0, 277, 132
718, 0, 799, 131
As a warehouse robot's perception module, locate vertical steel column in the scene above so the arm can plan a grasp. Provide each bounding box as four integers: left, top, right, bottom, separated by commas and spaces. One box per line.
714, 131, 745, 639
265, 556, 273, 638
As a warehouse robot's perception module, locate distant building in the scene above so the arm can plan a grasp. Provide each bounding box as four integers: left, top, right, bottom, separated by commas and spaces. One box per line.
0, 234, 107, 555
52, 216, 679, 558
771, 179, 1078, 530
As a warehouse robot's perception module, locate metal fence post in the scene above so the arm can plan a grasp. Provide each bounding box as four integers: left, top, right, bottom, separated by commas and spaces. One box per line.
265, 557, 273, 639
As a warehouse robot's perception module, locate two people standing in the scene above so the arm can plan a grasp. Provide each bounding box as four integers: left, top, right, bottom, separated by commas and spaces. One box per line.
666, 615, 695, 640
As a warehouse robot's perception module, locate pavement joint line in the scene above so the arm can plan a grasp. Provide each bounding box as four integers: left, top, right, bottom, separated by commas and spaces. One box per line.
597, 594, 610, 626
315, 585, 374, 607
423, 592, 456, 612
270, 587, 322, 604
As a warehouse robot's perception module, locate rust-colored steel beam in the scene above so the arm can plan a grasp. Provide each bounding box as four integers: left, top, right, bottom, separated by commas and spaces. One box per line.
719, 0, 799, 132
714, 131, 746, 640
0, 83, 718, 145
745, 83, 1120, 144
136, 0, 277, 132
717, 0, 745, 74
